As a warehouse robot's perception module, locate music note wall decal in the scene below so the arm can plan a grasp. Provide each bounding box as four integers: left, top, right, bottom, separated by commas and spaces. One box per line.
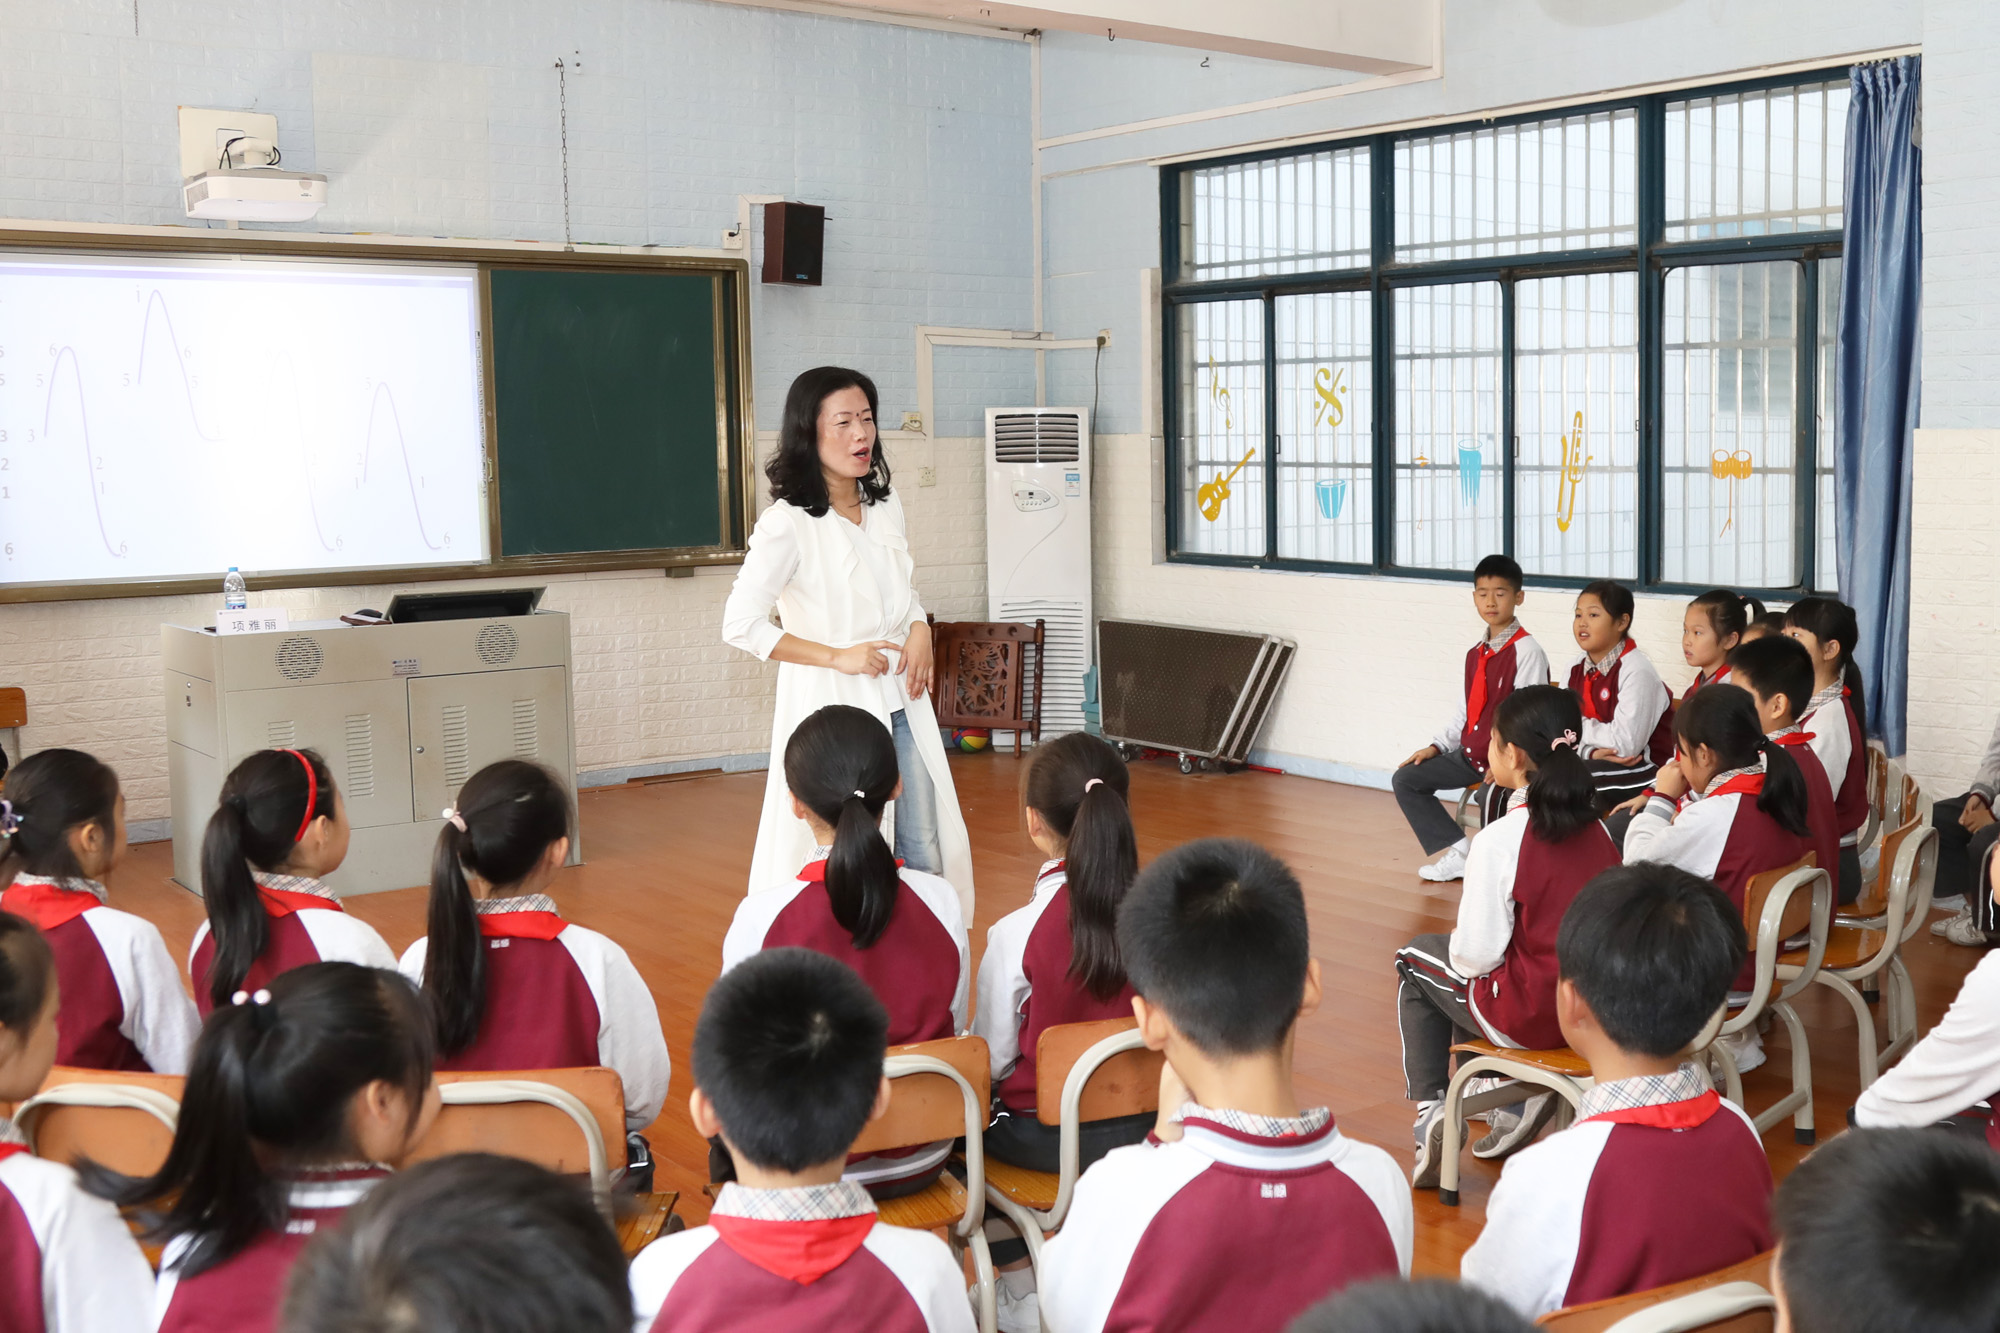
1555, 411, 1590, 533
1207, 356, 1234, 431
1313, 366, 1345, 429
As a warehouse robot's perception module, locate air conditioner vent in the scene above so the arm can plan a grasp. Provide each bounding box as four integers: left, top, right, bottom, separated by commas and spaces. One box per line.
477, 623, 519, 666
275, 636, 323, 681
992, 412, 1081, 464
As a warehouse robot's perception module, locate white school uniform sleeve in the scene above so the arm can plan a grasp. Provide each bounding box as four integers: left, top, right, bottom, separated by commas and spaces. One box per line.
628, 1226, 723, 1330
973, 902, 1041, 1081
0, 1154, 157, 1333
1856, 948, 2000, 1129
1040, 1142, 1209, 1333
1622, 793, 1732, 880
1450, 809, 1526, 980
860, 1222, 977, 1332
1515, 636, 1552, 689
84, 909, 200, 1076
562, 925, 673, 1130
1591, 650, 1669, 758
720, 885, 804, 975
297, 911, 399, 971
904, 870, 972, 1033
1804, 704, 1853, 811
1331, 1134, 1416, 1276
398, 936, 429, 986
721, 503, 800, 661
1458, 1122, 1611, 1317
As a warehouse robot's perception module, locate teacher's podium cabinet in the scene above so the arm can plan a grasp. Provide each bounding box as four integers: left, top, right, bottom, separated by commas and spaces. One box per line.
163, 612, 579, 896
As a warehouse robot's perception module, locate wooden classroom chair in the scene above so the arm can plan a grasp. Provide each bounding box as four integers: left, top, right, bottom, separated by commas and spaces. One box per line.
1710, 857, 1830, 1142
0, 686, 23, 782
1538, 1249, 1775, 1332
851, 1035, 996, 1333
982, 1018, 1164, 1275
926, 616, 1046, 755
1780, 819, 1937, 1088
406, 1067, 678, 1257
11, 1066, 183, 1178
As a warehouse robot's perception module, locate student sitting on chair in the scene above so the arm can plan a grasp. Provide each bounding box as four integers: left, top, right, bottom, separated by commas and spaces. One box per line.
1772, 1128, 2000, 1333
1394, 554, 1551, 883
1039, 838, 1411, 1333
1853, 911, 2000, 1142
627, 948, 973, 1333
1725, 634, 1841, 884
1398, 686, 1619, 1188
1460, 863, 1772, 1320
1781, 597, 1870, 907
1564, 581, 1674, 811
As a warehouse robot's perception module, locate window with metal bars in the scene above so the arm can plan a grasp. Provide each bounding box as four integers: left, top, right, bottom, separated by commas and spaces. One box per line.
1161, 71, 1848, 596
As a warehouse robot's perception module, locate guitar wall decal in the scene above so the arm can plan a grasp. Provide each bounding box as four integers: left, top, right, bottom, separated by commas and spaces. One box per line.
1198, 446, 1257, 522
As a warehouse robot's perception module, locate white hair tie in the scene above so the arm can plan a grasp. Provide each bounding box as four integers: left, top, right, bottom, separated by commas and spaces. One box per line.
852, 789, 866, 799
1083, 778, 1105, 793
231, 989, 273, 1006
441, 807, 467, 832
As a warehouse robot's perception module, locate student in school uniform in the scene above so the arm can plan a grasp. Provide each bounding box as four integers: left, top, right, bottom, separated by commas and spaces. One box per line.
1398, 687, 1620, 1187
1038, 839, 1412, 1333
628, 949, 975, 1333
1394, 553, 1552, 883
1680, 590, 1763, 698
1853, 921, 2000, 1143
1782, 597, 1869, 908
397, 760, 670, 1137
1461, 864, 1771, 1319
1621, 684, 1813, 1074
0, 749, 199, 1074
83, 962, 439, 1333
281, 1154, 634, 1333
1726, 635, 1841, 884
190, 748, 396, 1013
721, 704, 969, 1196
1772, 1129, 2000, 1333
0, 909, 156, 1333
1565, 581, 1674, 811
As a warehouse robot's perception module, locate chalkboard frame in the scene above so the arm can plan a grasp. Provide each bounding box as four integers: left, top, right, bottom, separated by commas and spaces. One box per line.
0, 223, 756, 604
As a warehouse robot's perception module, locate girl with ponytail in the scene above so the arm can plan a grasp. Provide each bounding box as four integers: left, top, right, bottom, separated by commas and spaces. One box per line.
0, 749, 198, 1073
1683, 589, 1765, 696
1783, 597, 1870, 903
193, 748, 395, 1014
721, 704, 968, 1195
0, 909, 156, 1330
400, 760, 669, 1133
1396, 686, 1621, 1184
976, 732, 1149, 1180
84, 962, 437, 1333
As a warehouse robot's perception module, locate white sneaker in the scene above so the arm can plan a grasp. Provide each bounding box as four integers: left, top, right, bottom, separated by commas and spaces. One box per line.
1716, 1026, 1765, 1076
991, 1284, 1040, 1333
1943, 912, 1995, 948
1474, 1091, 1557, 1160
1419, 844, 1469, 882
1410, 1099, 1452, 1189
1934, 905, 1974, 937
1462, 1076, 1507, 1122
1931, 893, 1967, 914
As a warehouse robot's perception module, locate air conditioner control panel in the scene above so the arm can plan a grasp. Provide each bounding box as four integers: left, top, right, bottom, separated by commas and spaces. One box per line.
1011, 482, 1059, 512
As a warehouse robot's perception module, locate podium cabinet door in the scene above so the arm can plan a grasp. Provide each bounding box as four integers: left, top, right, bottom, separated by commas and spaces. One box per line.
407, 667, 571, 818
221, 679, 416, 831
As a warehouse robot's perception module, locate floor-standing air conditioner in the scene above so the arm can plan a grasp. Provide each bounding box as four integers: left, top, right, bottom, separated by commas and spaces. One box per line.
986, 407, 1091, 739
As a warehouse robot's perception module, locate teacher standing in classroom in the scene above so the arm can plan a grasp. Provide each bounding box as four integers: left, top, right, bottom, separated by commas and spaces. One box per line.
722, 365, 975, 920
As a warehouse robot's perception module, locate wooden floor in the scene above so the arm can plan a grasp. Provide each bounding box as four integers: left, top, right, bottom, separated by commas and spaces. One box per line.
104, 753, 1983, 1275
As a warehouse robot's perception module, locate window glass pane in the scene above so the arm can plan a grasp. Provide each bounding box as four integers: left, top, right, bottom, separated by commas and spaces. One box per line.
1393, 109, 1637, 262
1184, 145, 1370, 281
1514, 272, 1639, 579
1662, 262, 1800, 587
1392, 282, 1503, 569
1276, 292, 1373, 562
1665, 81, 1848, 241
1816, 257, 1840, 591
1175, 299, 1266, 557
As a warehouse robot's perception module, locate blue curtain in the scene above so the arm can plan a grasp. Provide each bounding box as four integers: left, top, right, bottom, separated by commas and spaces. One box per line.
1835, 56, 1922, 755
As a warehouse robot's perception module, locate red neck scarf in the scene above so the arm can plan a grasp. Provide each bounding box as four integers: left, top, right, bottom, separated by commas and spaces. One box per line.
1579, 638, 1635, 722
1707, 772, 1767, 801
1691, 663, 1732, 694
474, 910, 567, 941
1467, 627, 1530, 729
0, 1143, 27, 1164
0, 881, 101, 930
1582, 1090, 1722, 1129
256, 885, 345, 917
709, 1214, 877, 1285
798, 858, 903, 884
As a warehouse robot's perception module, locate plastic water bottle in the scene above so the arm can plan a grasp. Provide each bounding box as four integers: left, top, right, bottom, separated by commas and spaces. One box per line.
223, 567, 247, 612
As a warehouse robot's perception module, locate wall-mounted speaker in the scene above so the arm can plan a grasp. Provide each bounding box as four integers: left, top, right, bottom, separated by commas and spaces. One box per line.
762, 201, 825, 286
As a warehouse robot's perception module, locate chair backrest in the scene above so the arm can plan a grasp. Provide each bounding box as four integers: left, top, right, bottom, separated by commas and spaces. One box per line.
1888, 822, 1939, 944
0, 687, 23, 730
406, 1067, 626, 1178
12, 1067, 185, 1177
1899, 772, 1922, 827
1853, 816, 1921, 919
1744, 853, 1816, 943
1035, 1017, 1164, 1128
1538, 1250, 1774, 1332
851, 1035, 991, 1155
926, 617, 1046, 737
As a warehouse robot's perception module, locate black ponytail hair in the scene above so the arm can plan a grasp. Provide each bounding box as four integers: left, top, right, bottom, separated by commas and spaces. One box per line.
0, 909, 55, 1033
1691, 588, 1765, 647
1579, 579, 1635, 634
200, 748, 340, 1010
765, 367, 892, 516
1491, 686, 1601, 844
1784, 596, 1867, 733
423, 761, 573, 1056
1673, 684, 1811, 838
0, 748, 120, 888
784, 705, 903, 949
81, 961, 434, 1277
1023, 733, 1138, 1002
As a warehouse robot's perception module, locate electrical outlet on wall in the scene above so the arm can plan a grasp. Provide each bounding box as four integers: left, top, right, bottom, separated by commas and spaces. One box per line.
918, 466, 937, 487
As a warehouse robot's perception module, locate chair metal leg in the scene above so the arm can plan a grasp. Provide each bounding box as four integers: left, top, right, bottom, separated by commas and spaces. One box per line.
1813, 972, 1879, 1089
984, 1190, 1046, 1276
959, 1229, 997, 1333
1707, 1040, 1745, 1108
1755, 1002, 1814, 1145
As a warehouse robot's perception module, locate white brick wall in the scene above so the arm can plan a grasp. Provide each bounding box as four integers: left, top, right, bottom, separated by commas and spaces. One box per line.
1906, 427, 2000, 802
1922, 0, 2000, 431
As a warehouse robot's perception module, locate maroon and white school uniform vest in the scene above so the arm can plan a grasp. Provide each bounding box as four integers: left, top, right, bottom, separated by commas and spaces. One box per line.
1466, 816, 1621, 1051
0, 877, 199, 1074
1828, 696, 1867, 834
155, 1167, 388, 1333
1682, 663, 1732, 699
1038, 1108, 1411, 1333
1568, 645, 1676, 765
1462, 1088, 1771, 1318
1778, 734, 1840, 887
973, 862, 1136, 1115
189, 875, 396, 1015
0, 1126, 156, 1333
1462, 630, 1535, 774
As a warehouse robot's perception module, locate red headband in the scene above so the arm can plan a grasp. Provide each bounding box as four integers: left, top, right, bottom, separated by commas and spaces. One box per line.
281, 748, 319, 843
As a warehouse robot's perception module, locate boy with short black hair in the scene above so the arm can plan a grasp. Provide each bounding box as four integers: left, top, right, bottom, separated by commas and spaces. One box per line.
1772, 1128, 2000, 1333
1039, 838, 1411, 1333
1396, 554, 1551, 882
1726, 634, 1840, 881
1460, 864, 1771, 1320
627, 948, 973, 1332
1286, 1279, 1535, 1333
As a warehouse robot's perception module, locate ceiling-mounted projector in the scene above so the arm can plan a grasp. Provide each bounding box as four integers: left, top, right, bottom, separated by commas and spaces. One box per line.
183, 168, 328, 222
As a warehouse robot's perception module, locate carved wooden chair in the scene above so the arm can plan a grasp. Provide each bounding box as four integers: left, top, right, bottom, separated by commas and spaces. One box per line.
927, 617, 1046, 755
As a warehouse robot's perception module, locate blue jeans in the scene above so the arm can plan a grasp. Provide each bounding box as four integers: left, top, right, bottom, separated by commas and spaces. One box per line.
890, 709, 944, 877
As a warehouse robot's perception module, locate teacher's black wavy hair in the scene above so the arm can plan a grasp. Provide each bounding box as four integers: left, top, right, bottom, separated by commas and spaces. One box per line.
766, 366, 893, 516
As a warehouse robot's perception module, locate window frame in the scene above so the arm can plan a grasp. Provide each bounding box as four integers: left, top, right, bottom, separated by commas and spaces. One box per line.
1160, 67, 1849, 597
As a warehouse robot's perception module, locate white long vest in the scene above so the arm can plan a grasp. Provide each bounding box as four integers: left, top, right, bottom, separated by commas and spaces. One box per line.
722, 491, 975, 919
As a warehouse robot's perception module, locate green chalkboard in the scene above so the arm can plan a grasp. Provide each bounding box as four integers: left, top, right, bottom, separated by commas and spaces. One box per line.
490, 267, 732, 557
